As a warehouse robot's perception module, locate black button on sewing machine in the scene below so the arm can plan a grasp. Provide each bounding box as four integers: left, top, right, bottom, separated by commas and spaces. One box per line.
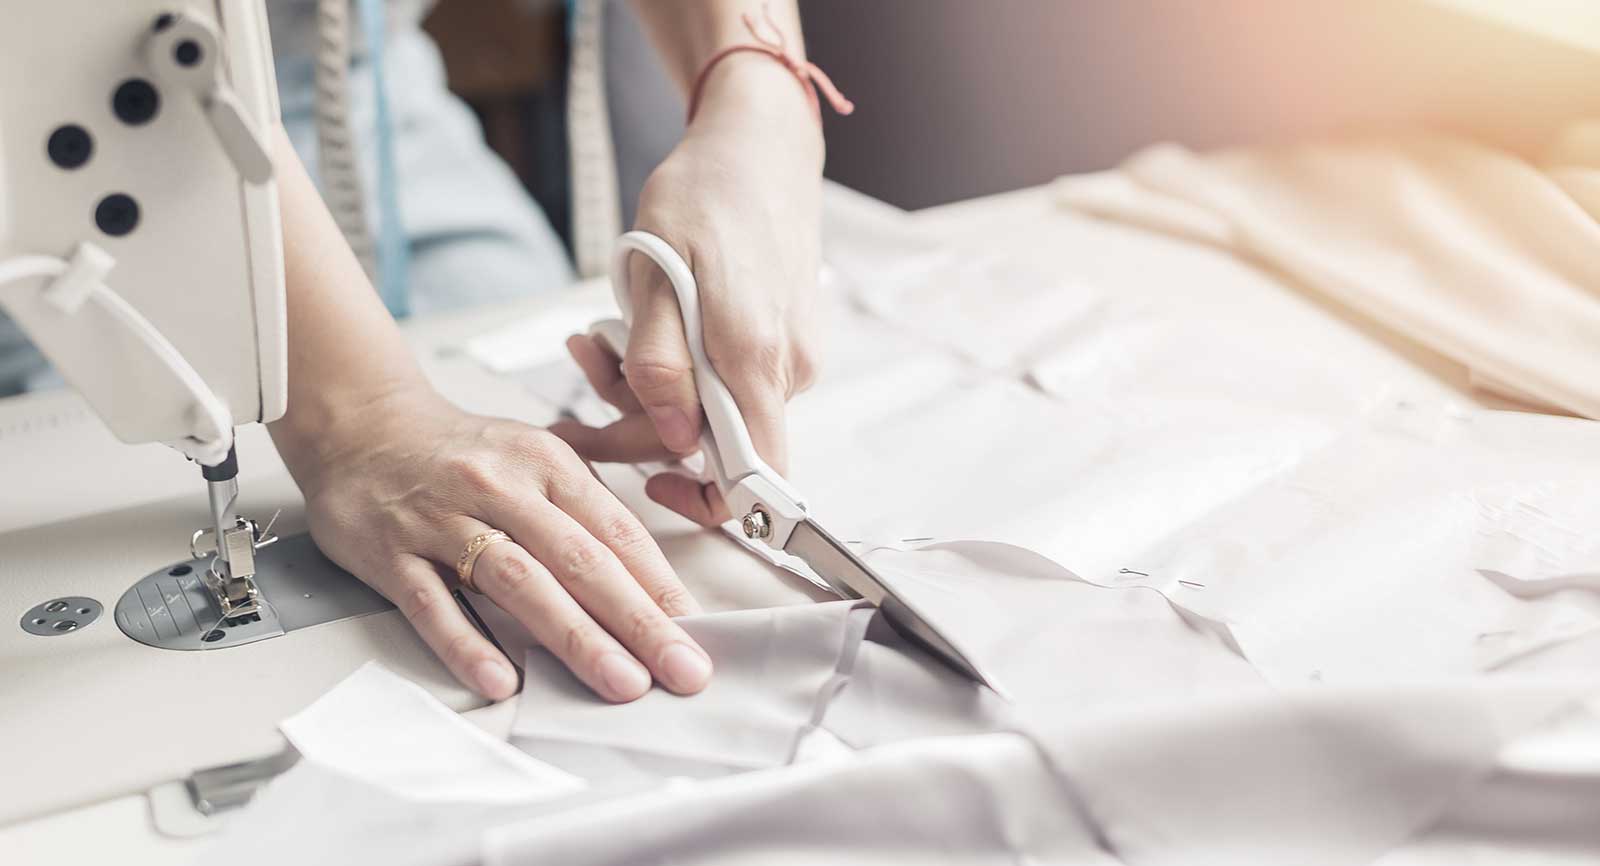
46, 124, 93, 169
94, 193, 140, 237
175, 39, 202, 67
112, 79, 161, 126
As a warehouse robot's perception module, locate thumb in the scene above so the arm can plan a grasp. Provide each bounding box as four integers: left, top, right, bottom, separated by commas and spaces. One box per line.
622, 266, 703, 455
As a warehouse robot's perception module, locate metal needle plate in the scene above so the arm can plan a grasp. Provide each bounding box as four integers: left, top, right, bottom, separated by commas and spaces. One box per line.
114, 532, 393, 651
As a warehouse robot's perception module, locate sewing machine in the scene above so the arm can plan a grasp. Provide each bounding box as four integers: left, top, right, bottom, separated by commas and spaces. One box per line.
0, 0, 286, 625
0, 0, 418, 836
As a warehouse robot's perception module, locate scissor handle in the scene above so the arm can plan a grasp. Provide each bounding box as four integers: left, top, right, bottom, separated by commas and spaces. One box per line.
593, 231, 807, 514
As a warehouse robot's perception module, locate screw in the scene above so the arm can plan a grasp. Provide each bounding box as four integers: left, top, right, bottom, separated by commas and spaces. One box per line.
741, 508, 771, 540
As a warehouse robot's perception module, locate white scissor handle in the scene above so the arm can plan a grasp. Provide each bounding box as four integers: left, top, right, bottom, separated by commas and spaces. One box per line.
591, 232, 808, 543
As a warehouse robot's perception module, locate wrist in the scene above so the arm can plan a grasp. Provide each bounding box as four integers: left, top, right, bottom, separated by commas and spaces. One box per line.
688, 51, 825, 168
269, 378, 443, 493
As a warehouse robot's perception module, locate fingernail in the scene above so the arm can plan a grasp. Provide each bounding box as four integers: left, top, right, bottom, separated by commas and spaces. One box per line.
659, 642, 713, 693
473, 659, 517, 699
647, 407, 697, 453
597, 652, 652, 700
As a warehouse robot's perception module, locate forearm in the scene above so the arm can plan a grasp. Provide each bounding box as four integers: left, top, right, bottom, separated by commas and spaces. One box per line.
630, 0, 806, 92
630, 0, 823, 168
265, 126, 435, 488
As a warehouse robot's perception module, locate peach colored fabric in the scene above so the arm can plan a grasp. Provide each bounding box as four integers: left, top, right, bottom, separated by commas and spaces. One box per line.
1057, 126, 1600, 420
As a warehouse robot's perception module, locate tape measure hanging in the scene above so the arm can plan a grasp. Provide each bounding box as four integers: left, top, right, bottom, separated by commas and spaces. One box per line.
313, 0, 411, 317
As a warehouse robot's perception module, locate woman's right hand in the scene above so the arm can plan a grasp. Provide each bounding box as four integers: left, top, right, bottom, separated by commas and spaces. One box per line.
279, 386, 713, 703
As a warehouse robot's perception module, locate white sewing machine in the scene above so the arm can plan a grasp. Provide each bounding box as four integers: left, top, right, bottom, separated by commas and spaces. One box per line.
0, 0, 284, 620
0, 0, 426, 838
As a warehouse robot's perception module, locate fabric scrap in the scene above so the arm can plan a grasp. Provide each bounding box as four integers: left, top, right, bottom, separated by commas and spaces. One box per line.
279, 661, 583, 803
859, 540, 1269, 716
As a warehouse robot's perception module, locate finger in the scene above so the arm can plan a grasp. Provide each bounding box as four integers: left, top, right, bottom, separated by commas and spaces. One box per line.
547, 470, 702, 618
697, 267, 791, 475
490, 495, 713, 695
645, 473, 730, 528
387, 553, 519, 700
621, 259, 703, 456
719, 368, 790, 475
566, 334, 642, 413
460, 531, 654, 703
549, 414, 678, 465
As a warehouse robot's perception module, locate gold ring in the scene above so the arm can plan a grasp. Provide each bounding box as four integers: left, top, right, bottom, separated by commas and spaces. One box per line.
456, 530, 512, 593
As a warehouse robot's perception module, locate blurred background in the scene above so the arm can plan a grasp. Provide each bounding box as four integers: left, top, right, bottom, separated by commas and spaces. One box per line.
422, 0, 1600, 249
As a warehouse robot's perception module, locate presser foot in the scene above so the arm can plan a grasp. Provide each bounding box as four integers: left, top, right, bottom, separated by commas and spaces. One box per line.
191, 512, 278, 620
204, 568, 262, 625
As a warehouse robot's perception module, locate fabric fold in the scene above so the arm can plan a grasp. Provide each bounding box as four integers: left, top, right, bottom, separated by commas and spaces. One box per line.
1055, 132, 1600, 419
204, 662, 583, 866
485, 733, 1111, 866
510, 600, 871, 776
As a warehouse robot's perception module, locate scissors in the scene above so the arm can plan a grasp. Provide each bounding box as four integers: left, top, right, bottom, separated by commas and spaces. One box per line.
590, 231, 1004, 695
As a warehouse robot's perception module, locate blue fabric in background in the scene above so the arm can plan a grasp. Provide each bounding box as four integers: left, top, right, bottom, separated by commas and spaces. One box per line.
356, 0, 412, 318
273, 3, 573, 319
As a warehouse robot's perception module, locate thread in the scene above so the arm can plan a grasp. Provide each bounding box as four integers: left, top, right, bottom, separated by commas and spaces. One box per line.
685, 3, 855, 125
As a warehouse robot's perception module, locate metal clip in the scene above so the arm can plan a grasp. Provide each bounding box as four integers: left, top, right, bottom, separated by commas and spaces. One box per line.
190, 509, 281, 560
186, 749, 299, 816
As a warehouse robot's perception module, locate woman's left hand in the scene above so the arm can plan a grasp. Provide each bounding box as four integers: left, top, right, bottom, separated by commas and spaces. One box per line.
553, 54, 825, 527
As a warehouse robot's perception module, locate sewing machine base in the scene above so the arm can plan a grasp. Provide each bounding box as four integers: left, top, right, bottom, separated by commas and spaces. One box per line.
114, 532, 393, 651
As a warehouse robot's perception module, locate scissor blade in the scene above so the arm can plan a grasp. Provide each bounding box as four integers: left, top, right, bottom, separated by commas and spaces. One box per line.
783, 521, 1005, 694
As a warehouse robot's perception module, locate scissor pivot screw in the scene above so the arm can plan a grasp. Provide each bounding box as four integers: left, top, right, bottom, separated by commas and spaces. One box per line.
741, 507, 772, 540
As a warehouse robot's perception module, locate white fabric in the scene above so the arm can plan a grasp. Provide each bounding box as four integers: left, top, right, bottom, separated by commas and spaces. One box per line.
219, 544, 1600, 866
206, 662, 582, 866
208, 172, 1600, 864
485, 733, 1108, 866
1038, 680, 1589, 866
511, 601, 871, 775
1120, 406, 1600, 686
866, 542, 1596, 866
278, 661, 582, 804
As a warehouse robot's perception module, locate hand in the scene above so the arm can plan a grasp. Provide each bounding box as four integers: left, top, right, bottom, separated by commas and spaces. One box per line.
553, 54, 824, 526
290, 387, 712, 703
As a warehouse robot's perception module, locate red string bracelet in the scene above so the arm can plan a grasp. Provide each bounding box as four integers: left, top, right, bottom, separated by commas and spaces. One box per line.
685, 3, 855, 125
